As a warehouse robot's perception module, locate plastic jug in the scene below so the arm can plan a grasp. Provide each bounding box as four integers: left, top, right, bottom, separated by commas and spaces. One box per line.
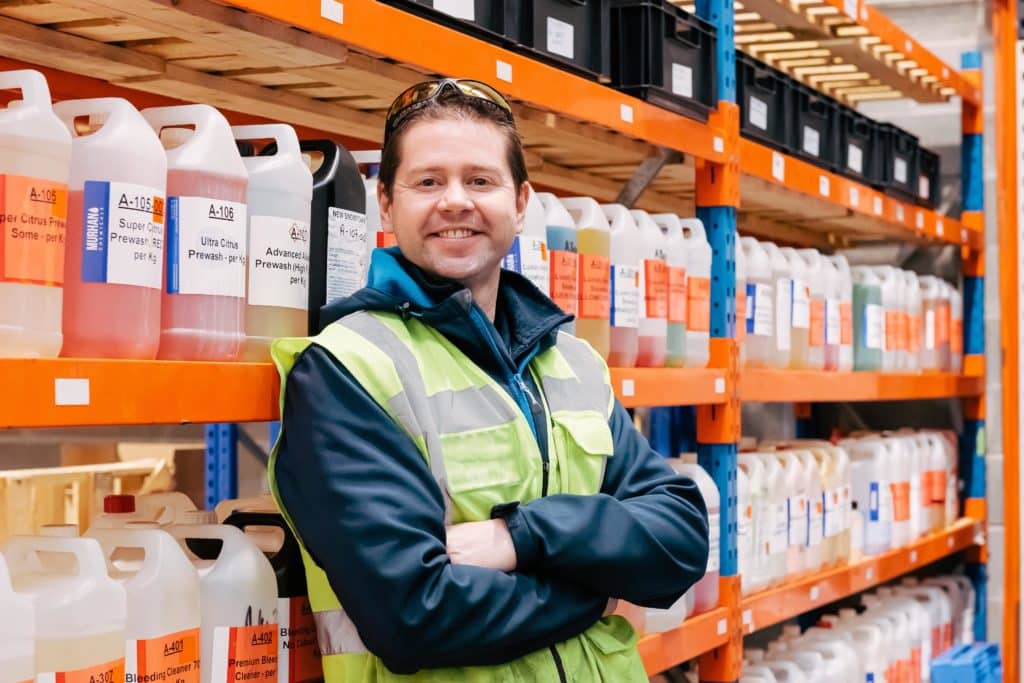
797, 250, 827, 370
560, 197, 611, 358
601, 204, 640, 367
794, 449, 824, 573
763, 242, 793, 368
950, 284, 963, 373
680, 218, 711, 368
134, 492, 199, 526
906, 579, 954, 656
86, 526, 202, 682
0, 553, 34, 681
903, 270, 922, 372
918, 276, 948, 371
651, 213, 688, 366
669, 457, 719, 613
225, 512, 323, 683
0, 70, 71, 358
820, 255, 841, 371
879, 588, 929, 683
828, 255, 854, 371
918, 433, 946, 533
773, 449, 809, 577
788, 650, 829, 683
503, 189, 550, 296
54, 98, 166, 359
886, 437, 912, 548
863, 595, 913, 683
736, 233, 748, 365
840, 437, 892, 556
802, 627, 862, 683
742, 666, 780, 683
741, 238, 775, 368
851, 266, 883, 371
90, 494, 144, 529
737, 465, 754, 594
798, 443, 843, 567
4, 535, 126, 678
847, 619, 888, 683
752, 452, 789, 586
900, 434, 926, 541
779, 247, 810, 369
764, 658, 809, 683
170, 517, 279, 683
738, 454, 769, 594
537, 192, 577, 331
631, 210, 669, 367
141, 105, 247, 360
873, 266, 903, 371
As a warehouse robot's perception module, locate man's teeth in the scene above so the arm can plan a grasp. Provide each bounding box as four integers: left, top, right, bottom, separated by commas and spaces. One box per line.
438, 229, 474, 239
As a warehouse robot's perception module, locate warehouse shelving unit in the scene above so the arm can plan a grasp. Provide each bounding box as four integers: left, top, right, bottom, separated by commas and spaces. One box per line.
0, 0, 992, 680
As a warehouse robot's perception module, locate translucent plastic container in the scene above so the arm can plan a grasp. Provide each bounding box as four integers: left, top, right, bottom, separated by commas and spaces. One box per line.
631, 209, 669, 367
601, 204, 640, 367
764, 243, 793, 368
873, 266, 903, 372
561, 197, 611, 358
774, 449, 809, 578
828, 255, 854, 372
754, 452, 789, 586
886, 437, 912, 548
54, 98, 167, 359
537, 192, 577, 330
651, 213, 687, 366
0, 70, 71, 358
903, 270, 922, 371
921, 432, 949, 533
4, 535, 126, 677
740, 238, 774, 368
737, 466, 753, 593
670, 457, 719, 613
738, 454, 769, 594
950, 284, 963, 373
780, 247, 810, 369
840, 437, 892, 555
134, 492, 199, 527
234, 124, 313, 361
680, 218, 711, 368
503, 189, 550, 295
736, 234, 748, 365
795, 449, 824, 573
851, 266, 883, 371
143, 105, 248, 360
919, 276, 949, 370
764, 659, 809, 683
797, 250, 826, 370
863, 595, 912, 683
821, 256, 841, 371
0, 553, 34, 681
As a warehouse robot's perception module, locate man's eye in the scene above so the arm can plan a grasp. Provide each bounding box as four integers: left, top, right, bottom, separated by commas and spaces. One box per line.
470, 177, 491, 186
420, 178, 438, 187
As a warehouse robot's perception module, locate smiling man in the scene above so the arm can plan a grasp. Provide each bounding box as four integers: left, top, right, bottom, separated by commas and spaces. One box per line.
267, 79, 710, 683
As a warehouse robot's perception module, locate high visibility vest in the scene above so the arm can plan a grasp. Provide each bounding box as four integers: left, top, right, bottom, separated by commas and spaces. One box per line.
268, 310, 647, 682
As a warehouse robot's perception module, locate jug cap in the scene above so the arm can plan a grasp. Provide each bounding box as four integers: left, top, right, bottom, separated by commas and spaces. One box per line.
104, 494, 136, 514
183, 510, 217, 525
40, 524, 78, 537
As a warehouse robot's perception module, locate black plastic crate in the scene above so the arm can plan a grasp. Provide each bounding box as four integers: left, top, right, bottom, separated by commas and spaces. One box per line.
378, 0, 508, 44
917, 148, 941, 208
837, 106, 876, 184
505, 0, 612, 81
873, 122, 920, 202
736, 51, 792, 152
790, 82, 838, 169
609, 0, 717, 122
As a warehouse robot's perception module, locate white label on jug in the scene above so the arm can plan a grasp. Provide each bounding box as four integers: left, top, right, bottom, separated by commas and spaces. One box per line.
546, 17, 575, 59
503, 235, 549, 294
788, 494, 808, 547
925, 309, 936, 349
610, 264, 640, 329
825, 297, 841, 344
81, 180, 164, 289
326, 206, 368, 303
864, 303, 884, 350
248, 215, 310, 310
895, 157, 908, 184
791, 279, 810, 329
126, 627, 201, 683
707, 511, 721, 572
749, 96, 768, 130
849, 186, 859, 207
750, 283, 773, 336
803, 126, 821, 157
848, 143, 863, 174
433, 0, 474, 21
672, 63, 694, 97
166, 196, 247, 297
775, 279, 792, 351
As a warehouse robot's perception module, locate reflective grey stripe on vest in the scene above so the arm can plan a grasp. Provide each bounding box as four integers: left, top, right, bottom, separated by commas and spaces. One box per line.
314, 608, 368, 655
541, 332, 613, 415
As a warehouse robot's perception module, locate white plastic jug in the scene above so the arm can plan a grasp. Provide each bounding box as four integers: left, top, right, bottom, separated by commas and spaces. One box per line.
736, 232, 748, 366
904, 270, 923, 371
828, 255, 854, 371
53, 97, 167, 359
134, 491, 199, 526
233, 124, 313, 361
741, 237, 775, 368
794, 449, 824, 573
797, 250, 827, 370
170, 519, 279, 683
602, 204, 640, 368
738, 454, 769, 594
863, 596, 911, 683
86, 526, 202, 681
918, 276, 948, 371
840, 437, 892, 556
0, 553, 34, 682
789, 649, 829, 683
773, 449, 809, 577
0, 69, 71, 359
537, 192, 578, 330
752, 452, 789, 586
680, 218, 710, 368
670, 457, 719, 613
763, 242, 793, 368
879, 587, 929, 683
885, 437, 912, 548
737, 465, 754, 595
873, 266, 904, 371
503, 189, 550, 296
820, 255, 841, 371
143, 104, 248, 361
764, 658, 809, 683
802, 627, 862, 683
742, 665, 780, 683
651, 213, 688, 367
560, 196, 611, 359
779, 247, 810, 369
631, 209, 669, 367
847, 618, 889, 683
851, 266, 884, 371
4, 535, 126, 677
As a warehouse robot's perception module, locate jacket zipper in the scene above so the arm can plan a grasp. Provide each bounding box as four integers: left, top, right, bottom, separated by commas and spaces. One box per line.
549, 645, 568, 683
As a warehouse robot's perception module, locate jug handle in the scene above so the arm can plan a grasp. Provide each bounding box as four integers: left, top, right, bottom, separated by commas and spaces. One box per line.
232, 124, 302, 161
142, 104, 225, 143
169, 523, 249, 559
4, 536, 110, 578
88, 527, 171, 564
0, 70, 52, 108
223, 511, 300, 570
299, 140, 340, 182
53, 98, 134, 136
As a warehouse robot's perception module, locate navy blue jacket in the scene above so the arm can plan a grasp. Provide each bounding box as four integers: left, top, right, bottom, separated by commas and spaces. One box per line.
274, 248, 709, 674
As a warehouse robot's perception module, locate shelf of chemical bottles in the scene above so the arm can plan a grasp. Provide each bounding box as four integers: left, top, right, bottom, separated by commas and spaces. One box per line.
638, 605, 732, 676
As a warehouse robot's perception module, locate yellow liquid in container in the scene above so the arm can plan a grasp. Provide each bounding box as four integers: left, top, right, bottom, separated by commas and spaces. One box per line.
576, 227, 610, 359
36, 631, 125, 674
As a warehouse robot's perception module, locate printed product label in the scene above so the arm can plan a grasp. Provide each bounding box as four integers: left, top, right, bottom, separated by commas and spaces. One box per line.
769, 501, 788, 556
707, 512, 721, 572
641, 258, 668, 319
790, 279, 810, 329
863, 303, 884, 350
885, 310, 902, 352
504, 235, 550, 294
546, 16, 575, 60
549, 250, 578, 315
736, 286, 746, 342
809, 299, 825, 346
749, 96, 769, 131
899, 311, 909, 351
775, 279, 792, 351
38, 658, 126, 683
879, 479, 893, 522
823, 488, 841, 537
923, 470, 947, 504
433, 0, 474, 20
787, 494, 808, 547
278, 596, 323, 683
951, 318, 962, 355
807, 495, 823, 547
907, 314, 921, 354
610, 263, 640, 328
577, 253, 610, 320
825, 298, 841, 345
925, 309, 936, 349
895, 157, 908, 184
847, 144, 863, 174
325, 207, 367, 303
0, 174, 67, 285
672, 63, 694, 98
869, 481, 881, 522
82, 180, 164, 289
751, 283, 774, 336
745, 282, 756, 333
891, 481, 911, 522
687, 276, 710, 332
126, 626, 200, 683
209, 623, 279, 683
668, 266, 687, 323
247, 215, 310, 310
803, 126, 821, 157
936, 303, 951, 345
166, 196, 246, 297
841, 302, 853, 345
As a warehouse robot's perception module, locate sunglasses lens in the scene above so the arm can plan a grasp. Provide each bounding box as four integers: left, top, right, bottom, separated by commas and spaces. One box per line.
455, 81, 512, 114
386, 82, 441, 121
385, 79, 514, 143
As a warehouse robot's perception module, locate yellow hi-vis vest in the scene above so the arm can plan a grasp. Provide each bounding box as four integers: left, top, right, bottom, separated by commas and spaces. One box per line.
268, 310, 648, 681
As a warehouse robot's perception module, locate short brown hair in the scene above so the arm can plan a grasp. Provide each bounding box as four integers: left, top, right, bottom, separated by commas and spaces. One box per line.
378, 88, 528, 198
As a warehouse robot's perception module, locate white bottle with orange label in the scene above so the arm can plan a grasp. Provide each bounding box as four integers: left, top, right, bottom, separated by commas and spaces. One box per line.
680, 218, 710, 368
601, 204, 640, 368
651, 213, 688, 367
631, 209, 669, 367
0, 69, 71, 359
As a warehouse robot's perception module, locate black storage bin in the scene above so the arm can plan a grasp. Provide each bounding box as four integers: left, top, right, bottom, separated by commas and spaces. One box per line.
837, 106, 876, 184
736, 51, 792, 152
790, 82, 839, 169
609, 0, 717, 122
505, 0, 612, 81
378, 0, 507, 45
873, 122, 920, 202
917, 148, 941, 208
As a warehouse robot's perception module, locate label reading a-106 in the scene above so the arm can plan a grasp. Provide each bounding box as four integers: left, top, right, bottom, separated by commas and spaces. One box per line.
209, 203, 235, 221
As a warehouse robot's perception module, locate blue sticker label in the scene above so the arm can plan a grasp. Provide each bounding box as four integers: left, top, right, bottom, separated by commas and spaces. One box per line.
869, 482, 880, 522
166, 196, 180, 294
81, 180, 110, 283
503, 235, 522, 274
746, 282, 756, 333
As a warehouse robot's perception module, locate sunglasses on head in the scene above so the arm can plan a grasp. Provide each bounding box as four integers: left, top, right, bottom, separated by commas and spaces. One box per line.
383, 79, 514, 145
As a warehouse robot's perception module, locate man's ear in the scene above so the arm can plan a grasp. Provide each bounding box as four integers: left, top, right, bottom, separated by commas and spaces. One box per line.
514, 181, 531, 235
378, 180, 395, 234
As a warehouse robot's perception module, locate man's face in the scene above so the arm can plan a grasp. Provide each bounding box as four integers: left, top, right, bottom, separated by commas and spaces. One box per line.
379, 117, 528, 292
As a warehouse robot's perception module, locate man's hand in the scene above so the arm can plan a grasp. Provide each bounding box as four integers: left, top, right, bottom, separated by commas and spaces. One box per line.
446, 519, 517, 572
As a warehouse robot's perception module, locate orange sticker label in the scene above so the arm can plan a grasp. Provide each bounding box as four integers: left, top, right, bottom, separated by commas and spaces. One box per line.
549, 250, 577, 315
577, 253, 610, 320
951, 319, 963, 355
45, 657, 125, 683
936, 303, 951, 345
898, 311, 909, 352
280, 596, 323, 683
840, 302, 853, 345
376, 232, 398, 248
687, 276, 710, 332
923, 470, 947, 504
809, 300, 825, 347
642, 259, 668, 319
211, 623, 278, 683
129, 627, 200, 683
735, 287, 746, 342
907, 314, 921, 354
891, 481, 911, 522
0, 174, 68, 285
885, 310, 902, 352
668, 266, 687, 324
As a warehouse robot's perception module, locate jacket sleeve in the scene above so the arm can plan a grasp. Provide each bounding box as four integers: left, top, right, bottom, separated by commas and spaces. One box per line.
501, 400, 710, 608
274, 345, 607, 674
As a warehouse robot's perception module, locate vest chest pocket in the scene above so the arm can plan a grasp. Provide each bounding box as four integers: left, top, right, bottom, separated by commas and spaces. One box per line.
550, 412, 614, 496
